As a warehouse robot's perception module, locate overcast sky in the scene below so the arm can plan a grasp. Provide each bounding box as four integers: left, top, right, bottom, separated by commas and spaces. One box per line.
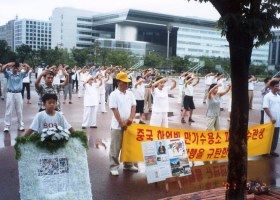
0, 0, 220, 25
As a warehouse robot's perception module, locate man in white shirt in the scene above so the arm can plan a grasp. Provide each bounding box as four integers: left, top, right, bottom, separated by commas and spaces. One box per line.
109, 71, 137, 176
263, 79, 280, 157
248, 75, 257, 109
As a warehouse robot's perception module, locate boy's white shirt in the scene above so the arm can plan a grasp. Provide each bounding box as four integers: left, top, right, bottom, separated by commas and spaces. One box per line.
30, 111, 72, 133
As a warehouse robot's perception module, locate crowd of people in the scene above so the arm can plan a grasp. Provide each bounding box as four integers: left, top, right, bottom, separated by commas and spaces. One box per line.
0, 61, 279, 175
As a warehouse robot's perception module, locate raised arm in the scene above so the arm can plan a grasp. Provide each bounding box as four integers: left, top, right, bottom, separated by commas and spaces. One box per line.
134, 78, 144, 88
193, 77, 200, 86
208, 84, 219, 99
35, 69, 48, 90
60, 68, 69, 87
170, 79, 177, 90
219, 85, 231, 97
1, 62, 14, 72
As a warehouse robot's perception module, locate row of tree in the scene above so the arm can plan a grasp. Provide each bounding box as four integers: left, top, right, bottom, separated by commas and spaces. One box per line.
0, 40, 139, 68
0, 39, 273, 76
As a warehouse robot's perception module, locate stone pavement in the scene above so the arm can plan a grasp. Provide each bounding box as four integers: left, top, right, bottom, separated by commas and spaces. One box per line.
0, 78, 279, 200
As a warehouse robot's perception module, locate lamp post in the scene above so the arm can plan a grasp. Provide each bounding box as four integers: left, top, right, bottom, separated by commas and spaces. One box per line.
166, 25, 172, 60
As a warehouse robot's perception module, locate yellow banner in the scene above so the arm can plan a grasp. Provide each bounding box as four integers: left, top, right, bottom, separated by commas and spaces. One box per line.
121, 123, 274, 162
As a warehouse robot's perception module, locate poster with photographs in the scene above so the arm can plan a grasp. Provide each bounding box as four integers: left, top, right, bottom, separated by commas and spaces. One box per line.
17, 138, 92, 200
38, 154, 70, 194
142, 139, 191, 184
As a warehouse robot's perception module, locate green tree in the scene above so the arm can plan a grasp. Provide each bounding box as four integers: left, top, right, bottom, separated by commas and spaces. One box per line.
144, 52, 165, 68
72, 48, 90, 66
16, 44, 33, 63
0, 40, 16, 63
191, 1, 280, 199
106, 50, 138, 67
170, 56, 190, 72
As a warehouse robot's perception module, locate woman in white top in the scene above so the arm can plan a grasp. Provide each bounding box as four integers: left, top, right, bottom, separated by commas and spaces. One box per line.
206, 83, 231, 130
97, 73, 109, 113
150, 77, 176, 128
21, 68, 33, 104
133, 76, 146, 124
78, 67, 90, 98
82, 76, 102, 129
181, 75, 199, 124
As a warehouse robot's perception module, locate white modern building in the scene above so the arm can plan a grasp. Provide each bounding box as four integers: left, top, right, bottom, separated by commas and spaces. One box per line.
268, 30, 280, 68
50, 7, 97, 50
0, 19, 15, 50
16, 7, 266, 65
176, 25, 269, 65
14, 19, 51, 51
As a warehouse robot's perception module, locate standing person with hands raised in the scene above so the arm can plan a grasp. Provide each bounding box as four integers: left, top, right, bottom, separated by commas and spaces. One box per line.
149, 77, 176, 128
35, 67, 69, 112
1, 62, 30, 132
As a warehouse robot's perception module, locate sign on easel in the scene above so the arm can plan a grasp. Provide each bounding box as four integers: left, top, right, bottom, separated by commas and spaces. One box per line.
18, 138, 92, 200
142, 138, 192, 184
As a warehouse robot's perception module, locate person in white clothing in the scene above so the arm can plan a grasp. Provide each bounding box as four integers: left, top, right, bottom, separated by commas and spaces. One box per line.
105, 69, 114, 102
0, 64, 7, 100
217, 74, 227, 111
109, 71, 137, 176
78, 67, 90, 98
1, 62, 30, 132
21, 68, 33, 104
248, 75, 257, 109
25, 93, 74, 136
133, 76, 146, 124
82, 76, 102, 129
263, 79, 280, 157
96, 73, 109, 113
150, 77, 176, 128
203, 72, 215, 104
181, 75, 199, 124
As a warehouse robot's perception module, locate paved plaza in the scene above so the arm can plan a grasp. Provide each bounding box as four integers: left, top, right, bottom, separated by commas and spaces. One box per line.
0, 77, 279, 200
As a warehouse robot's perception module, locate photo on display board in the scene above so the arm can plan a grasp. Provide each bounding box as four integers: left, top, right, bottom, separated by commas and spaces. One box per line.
168, 139, 186, 157
144, 155, 157, 166
156, 141, 167, 155
170, 157, 181, 176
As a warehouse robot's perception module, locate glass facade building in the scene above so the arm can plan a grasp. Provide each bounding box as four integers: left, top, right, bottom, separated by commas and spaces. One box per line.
268, 30, 280, 68
14, 19, 51, 51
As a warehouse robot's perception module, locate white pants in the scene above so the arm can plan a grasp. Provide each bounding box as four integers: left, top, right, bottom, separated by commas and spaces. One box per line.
78, 82, 84, 98
82, 106, 98, 127
150, 112, 168, 128
1, 78, 7, 98
99, 93, 106, 112
178, 84, 183, 103
4, 92, 24, 128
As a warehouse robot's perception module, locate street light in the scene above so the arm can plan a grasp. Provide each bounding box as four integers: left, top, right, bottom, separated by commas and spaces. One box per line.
166, 24, 172, 60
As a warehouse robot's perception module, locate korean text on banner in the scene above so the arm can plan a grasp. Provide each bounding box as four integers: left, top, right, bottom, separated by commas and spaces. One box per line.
120, 123, 274, 162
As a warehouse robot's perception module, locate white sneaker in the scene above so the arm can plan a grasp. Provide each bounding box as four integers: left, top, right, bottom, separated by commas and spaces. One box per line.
110, 169, 119, 176
123, 165, 138, 172
3, 127, 9, 132
18, 126, 25, 131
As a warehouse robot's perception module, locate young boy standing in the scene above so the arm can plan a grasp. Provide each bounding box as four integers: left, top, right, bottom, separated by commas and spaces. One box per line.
25, 93, 74, 135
